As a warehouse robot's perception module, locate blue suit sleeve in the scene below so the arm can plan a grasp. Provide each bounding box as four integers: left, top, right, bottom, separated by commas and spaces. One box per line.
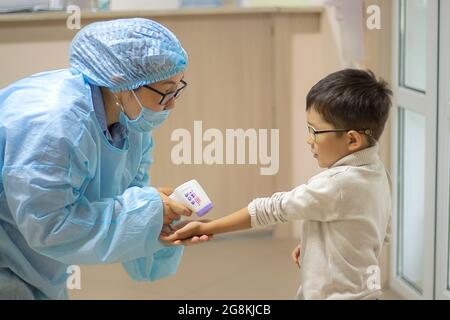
123, 132, 184, 281
2, 122, 176, 272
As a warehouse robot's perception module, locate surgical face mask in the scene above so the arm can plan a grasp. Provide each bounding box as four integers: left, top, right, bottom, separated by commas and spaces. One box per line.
117, 90, 171, 132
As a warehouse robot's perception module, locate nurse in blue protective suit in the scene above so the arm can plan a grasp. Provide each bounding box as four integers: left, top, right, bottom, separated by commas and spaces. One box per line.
0, 18, 210, 300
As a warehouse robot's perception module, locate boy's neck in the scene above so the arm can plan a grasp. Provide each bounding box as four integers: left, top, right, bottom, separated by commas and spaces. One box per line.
328, 143, 377, 168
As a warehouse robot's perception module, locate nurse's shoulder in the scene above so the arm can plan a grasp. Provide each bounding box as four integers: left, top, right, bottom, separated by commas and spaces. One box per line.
0, 69, 97, 166
1, 68, 92, 119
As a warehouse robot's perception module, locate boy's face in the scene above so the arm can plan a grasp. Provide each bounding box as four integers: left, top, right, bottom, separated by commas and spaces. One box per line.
306, 108, 369, 168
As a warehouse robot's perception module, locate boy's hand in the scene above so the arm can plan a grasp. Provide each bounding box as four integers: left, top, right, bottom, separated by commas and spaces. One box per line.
292, 244, 301, 269
160, 220, 211, 245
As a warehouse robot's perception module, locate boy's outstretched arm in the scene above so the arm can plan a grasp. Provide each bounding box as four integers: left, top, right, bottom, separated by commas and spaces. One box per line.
161, 207, 251, 245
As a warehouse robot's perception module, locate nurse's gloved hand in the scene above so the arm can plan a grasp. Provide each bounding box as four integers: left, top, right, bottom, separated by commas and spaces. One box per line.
159, 220, 213, 246
159, 191, 192, 225
158, 187, 174, 197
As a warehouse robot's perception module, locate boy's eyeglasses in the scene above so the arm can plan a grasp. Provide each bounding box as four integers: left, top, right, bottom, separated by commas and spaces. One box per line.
143, 79, 188, 105
307, 125, 373, 142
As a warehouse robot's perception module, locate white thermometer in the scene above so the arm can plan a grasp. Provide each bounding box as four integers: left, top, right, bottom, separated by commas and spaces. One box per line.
169, 179, 213, 217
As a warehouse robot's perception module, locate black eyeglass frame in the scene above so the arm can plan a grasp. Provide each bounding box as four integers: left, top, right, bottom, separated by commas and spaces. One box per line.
307, 125, 373, 142
142, 79, 188, 105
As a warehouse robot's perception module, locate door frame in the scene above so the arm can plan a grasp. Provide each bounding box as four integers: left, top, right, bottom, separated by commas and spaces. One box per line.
435, 0, 450, 300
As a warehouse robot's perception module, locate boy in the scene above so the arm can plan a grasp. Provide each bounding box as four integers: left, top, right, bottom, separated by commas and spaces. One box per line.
161, 69, 393, 300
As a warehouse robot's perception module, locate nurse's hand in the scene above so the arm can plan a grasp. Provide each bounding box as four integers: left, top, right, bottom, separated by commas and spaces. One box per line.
158, 187, 174, 196
159, 191, 192, 225
160, 220, 213, 246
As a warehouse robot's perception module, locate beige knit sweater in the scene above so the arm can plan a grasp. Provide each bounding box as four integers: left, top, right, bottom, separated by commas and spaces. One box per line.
248, 145, 392, 300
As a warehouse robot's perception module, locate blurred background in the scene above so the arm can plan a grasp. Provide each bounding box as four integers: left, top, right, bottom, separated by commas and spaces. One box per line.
0, 0, 448, 300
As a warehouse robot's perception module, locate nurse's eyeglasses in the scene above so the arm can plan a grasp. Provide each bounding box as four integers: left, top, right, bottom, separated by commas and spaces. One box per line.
307, 125, 373, 142
143, 80, 188, 105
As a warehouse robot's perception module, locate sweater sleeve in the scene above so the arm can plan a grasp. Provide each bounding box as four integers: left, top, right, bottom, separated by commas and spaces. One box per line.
247, 175, 342, 227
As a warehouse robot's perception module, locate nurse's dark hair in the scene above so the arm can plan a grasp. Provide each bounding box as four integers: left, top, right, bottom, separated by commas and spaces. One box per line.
306, 69, 392, 144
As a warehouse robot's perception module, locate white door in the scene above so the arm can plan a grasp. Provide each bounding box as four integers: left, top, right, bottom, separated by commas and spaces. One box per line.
390, 0, 438, 299
435, 0, 450, 300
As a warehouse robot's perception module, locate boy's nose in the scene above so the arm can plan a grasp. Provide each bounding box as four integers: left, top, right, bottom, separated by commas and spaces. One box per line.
306, 135, 314, 145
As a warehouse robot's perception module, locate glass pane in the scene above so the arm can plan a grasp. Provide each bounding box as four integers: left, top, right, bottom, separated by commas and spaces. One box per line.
398, 108, 426, 292
400, 0, 428, 92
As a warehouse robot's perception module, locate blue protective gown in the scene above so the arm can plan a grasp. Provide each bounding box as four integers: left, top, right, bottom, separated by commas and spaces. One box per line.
0, 69, 183, 299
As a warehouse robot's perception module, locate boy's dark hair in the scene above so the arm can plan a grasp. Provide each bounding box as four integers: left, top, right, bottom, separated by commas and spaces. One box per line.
306, 69, 392, 144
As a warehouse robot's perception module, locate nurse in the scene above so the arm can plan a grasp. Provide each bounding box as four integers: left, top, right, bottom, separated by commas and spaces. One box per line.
0, 18, 208, 299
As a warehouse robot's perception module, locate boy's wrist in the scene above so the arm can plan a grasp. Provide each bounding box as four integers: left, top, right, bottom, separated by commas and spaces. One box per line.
200, 221, 215, 235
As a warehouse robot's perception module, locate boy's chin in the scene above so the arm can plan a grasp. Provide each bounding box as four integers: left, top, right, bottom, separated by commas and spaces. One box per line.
315, 158, 325, 168
315, 157, 330, 168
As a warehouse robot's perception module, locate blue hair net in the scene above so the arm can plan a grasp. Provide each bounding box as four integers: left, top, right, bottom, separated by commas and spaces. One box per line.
69, 18, 188, 92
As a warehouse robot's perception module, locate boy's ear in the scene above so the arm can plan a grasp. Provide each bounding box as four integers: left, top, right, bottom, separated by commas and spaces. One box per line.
346, 130, 364, 151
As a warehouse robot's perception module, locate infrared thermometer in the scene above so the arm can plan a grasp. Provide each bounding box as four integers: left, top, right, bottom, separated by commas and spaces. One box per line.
169, 180, 213, 217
